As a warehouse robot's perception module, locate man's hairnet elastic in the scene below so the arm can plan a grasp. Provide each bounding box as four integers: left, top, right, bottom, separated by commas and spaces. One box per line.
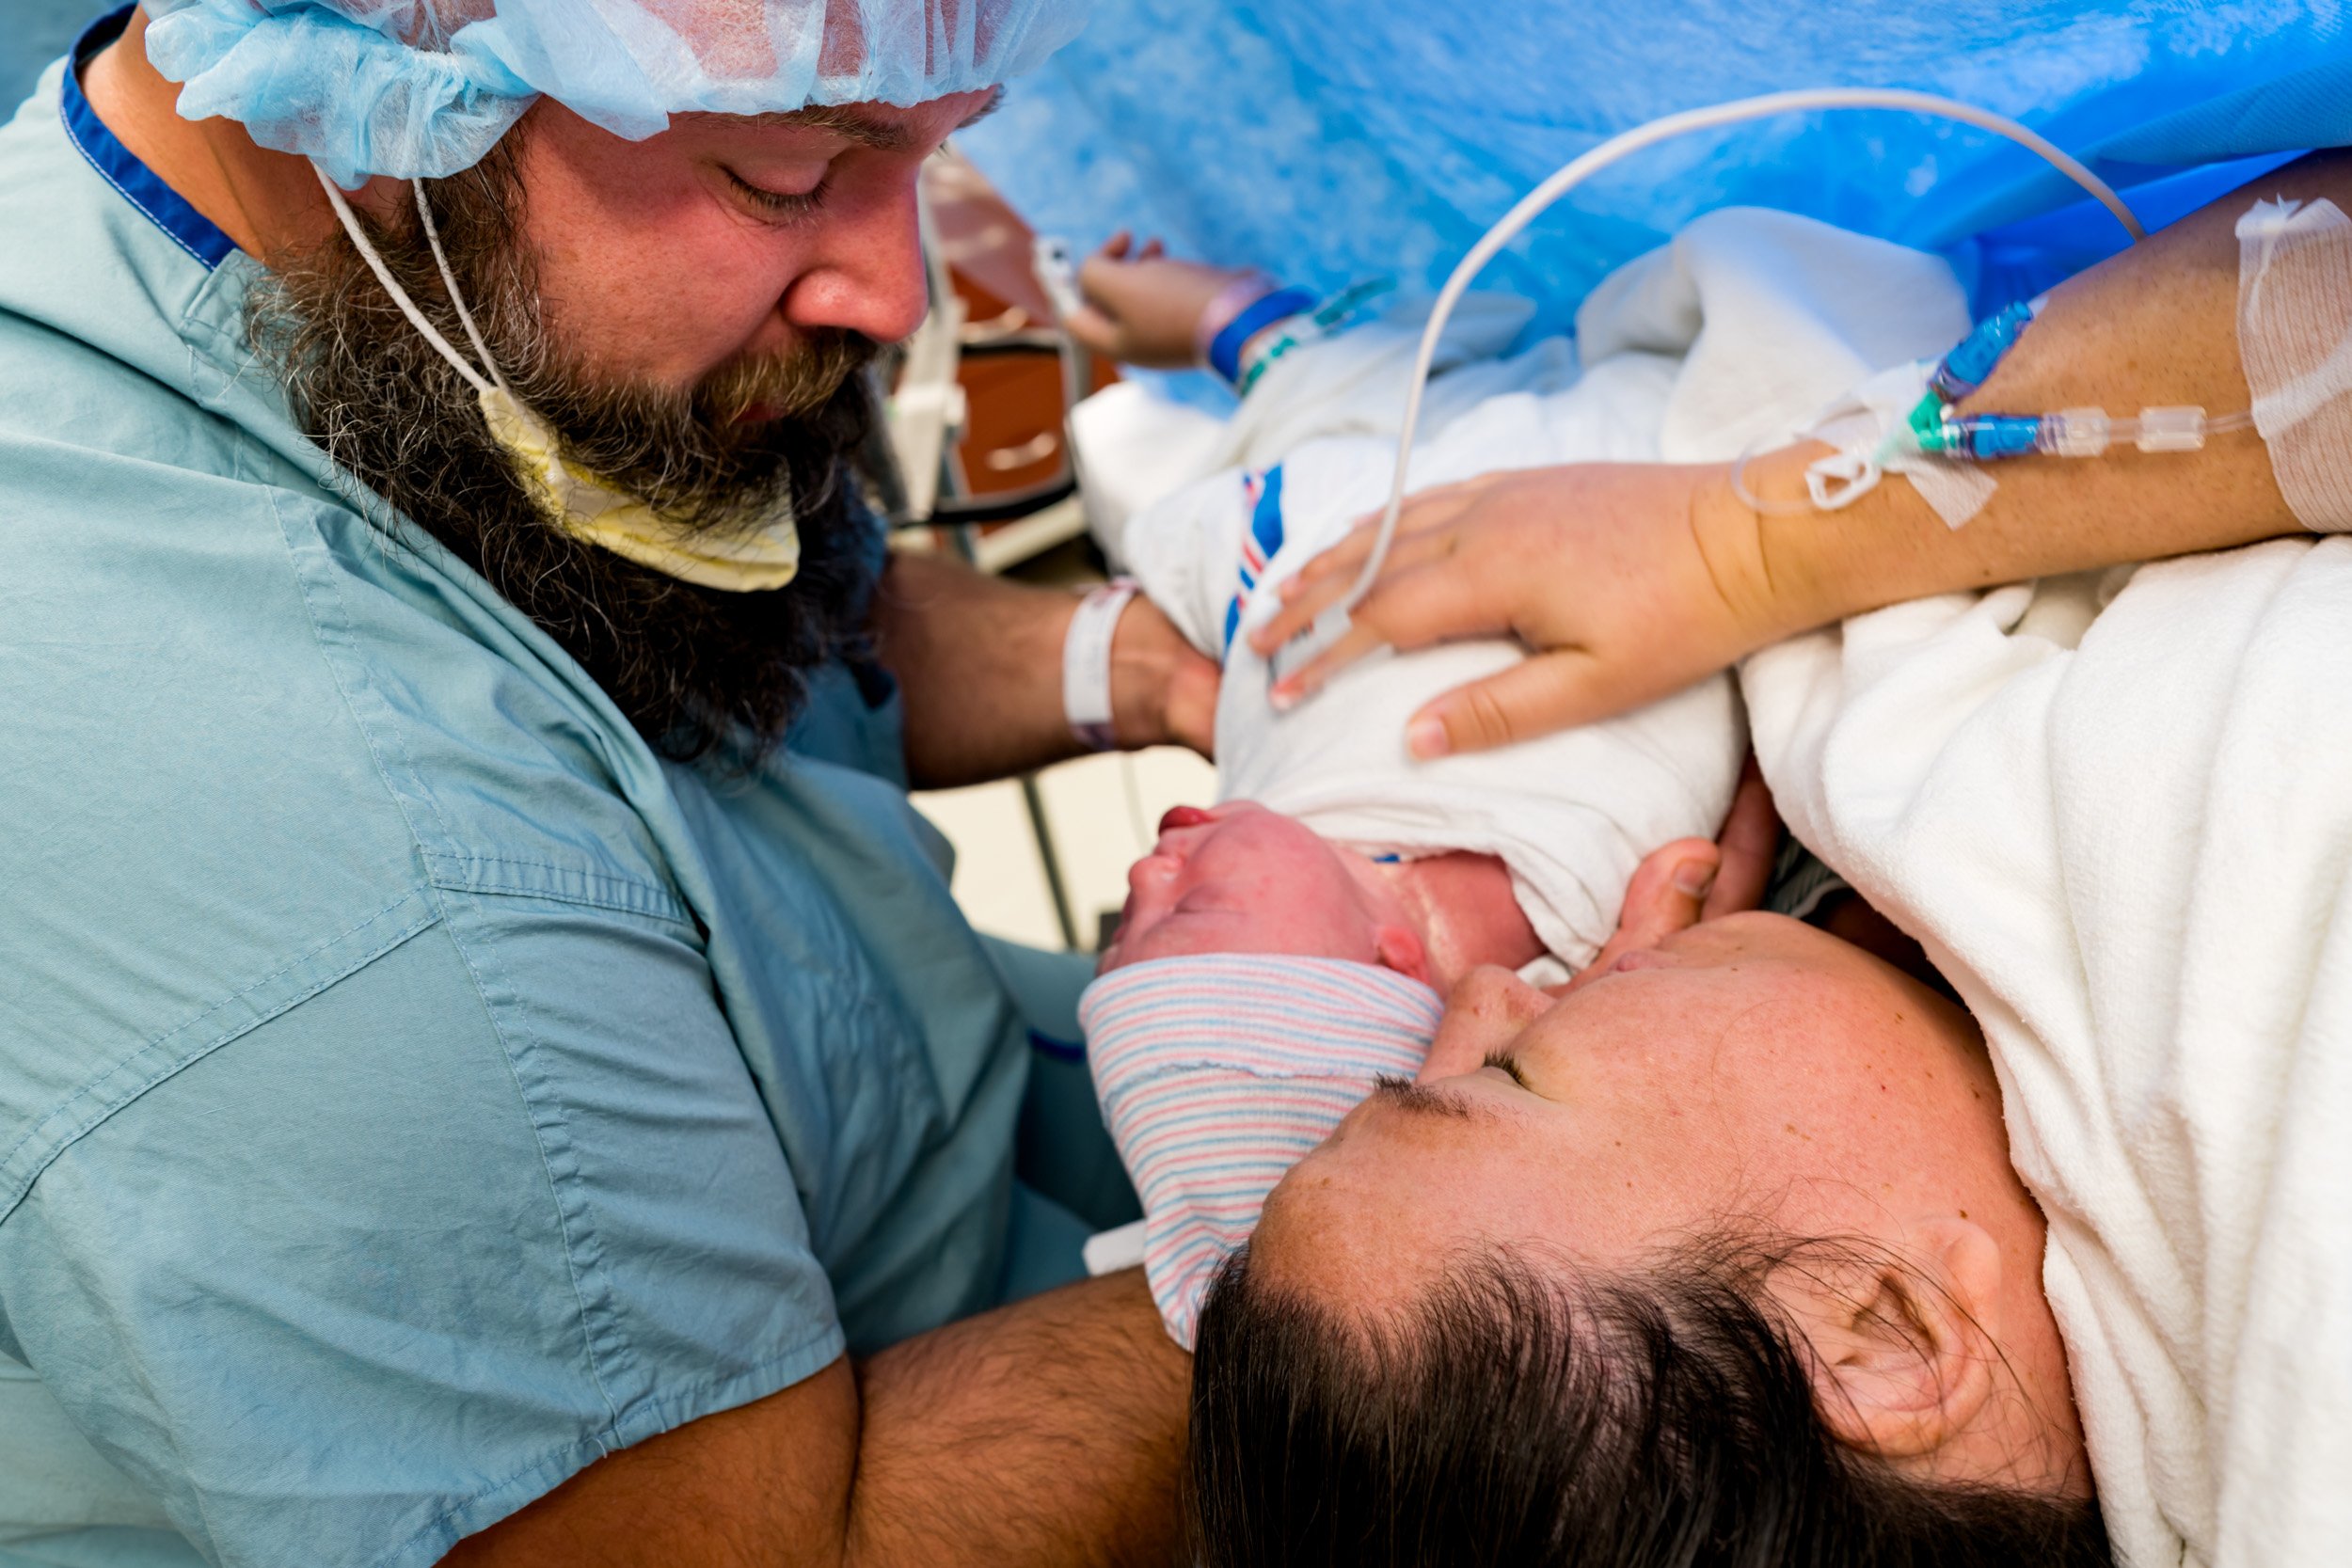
142, 0, 1091, 188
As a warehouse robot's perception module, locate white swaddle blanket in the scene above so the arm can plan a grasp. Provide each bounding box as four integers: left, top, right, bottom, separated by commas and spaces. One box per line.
1743, 540, 2352, 1568
1114, 209, 1970, 967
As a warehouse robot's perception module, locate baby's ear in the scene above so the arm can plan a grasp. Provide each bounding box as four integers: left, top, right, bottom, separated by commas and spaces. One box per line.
1372, 925, 1431, 985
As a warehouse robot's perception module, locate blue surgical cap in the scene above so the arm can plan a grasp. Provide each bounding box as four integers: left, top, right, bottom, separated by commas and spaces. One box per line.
142, 0, 1092, 187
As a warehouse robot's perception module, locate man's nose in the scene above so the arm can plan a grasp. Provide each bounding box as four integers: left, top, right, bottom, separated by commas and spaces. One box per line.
1417, 966, 1554, 1080
782, 172, 930, 345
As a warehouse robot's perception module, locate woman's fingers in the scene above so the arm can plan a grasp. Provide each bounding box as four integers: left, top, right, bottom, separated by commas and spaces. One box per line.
1264, 544, 1523, 706
1250, 535, 1378, 653
1250, 491, 1479, 654
1060, 303, 1122, 359
1705, 758, 1780, 919
1564, 838, 1722, 993
1262, 610, 1392, 710
1405, 648, 1610, 759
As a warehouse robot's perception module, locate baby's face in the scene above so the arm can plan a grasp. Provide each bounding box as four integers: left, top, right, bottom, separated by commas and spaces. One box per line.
1099, 802, 1404, 973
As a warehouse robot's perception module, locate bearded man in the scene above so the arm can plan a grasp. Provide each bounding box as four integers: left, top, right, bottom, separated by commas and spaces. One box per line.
0, 4, 1215, 1564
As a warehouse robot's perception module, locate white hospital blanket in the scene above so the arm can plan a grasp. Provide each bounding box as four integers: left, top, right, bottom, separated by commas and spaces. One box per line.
1743, 541, 2352, 1568
1120, 209, 1971, 967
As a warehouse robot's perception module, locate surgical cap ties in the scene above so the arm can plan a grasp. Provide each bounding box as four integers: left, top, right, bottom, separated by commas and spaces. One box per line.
312, 165, 804, 592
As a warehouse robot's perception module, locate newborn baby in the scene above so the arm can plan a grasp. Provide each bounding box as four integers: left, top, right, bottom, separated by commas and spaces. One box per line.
1074, 209, 1977, 1343
1100, 801, 1548, 989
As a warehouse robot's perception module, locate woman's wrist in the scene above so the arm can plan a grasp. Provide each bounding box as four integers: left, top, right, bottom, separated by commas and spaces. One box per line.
1688, 452, 1853, 650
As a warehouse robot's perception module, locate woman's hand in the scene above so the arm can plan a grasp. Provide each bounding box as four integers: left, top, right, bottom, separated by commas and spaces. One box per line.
1249, 462, 1803, 758
1064, 232, 1257, 370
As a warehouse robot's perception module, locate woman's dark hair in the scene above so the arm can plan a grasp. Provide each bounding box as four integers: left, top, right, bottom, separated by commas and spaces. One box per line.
1188, 1243, 2107, 1568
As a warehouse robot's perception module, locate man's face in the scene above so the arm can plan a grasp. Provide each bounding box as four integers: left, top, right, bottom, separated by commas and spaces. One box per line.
257, 87, 1003, 758
507, 90, 998, 402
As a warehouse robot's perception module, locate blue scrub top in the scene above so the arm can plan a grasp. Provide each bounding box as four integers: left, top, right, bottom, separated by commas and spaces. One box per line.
0, 15, 1044, 1565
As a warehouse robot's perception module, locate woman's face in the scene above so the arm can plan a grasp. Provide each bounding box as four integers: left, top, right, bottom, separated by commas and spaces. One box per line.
1252, 911, 2083, 1485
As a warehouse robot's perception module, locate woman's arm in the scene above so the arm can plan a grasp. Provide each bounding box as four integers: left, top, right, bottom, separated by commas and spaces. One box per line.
1254, 150, 2351, 757
1722, 149, 2325, 629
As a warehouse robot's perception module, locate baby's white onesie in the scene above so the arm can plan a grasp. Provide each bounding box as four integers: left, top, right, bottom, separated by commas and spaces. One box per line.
1118, 208, 1973, 968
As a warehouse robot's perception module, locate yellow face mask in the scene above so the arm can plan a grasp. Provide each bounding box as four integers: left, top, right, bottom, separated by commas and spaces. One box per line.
315, 168, 802, 594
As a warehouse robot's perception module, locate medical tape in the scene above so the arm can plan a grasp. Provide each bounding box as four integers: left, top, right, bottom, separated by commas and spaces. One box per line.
2238, 197, 2352, 532
1736, 359, 2000, 530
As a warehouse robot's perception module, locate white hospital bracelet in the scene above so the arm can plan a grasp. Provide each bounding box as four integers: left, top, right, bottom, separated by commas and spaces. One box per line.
1062, 577, 1139, 752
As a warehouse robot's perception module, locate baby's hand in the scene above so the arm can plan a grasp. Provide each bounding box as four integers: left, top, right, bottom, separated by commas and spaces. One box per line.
1064, 232, 1263, 369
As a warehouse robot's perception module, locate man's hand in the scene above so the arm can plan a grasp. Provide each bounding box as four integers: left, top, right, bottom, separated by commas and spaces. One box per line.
1112, 595, 1218, 757
1250, 463, 1792, 760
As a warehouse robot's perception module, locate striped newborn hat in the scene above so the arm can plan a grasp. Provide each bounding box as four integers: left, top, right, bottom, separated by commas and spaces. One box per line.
1079, 955, 1443, 1348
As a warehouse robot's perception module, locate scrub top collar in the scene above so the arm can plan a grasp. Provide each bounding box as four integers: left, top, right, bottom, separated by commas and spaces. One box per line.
60, 5, 236, 272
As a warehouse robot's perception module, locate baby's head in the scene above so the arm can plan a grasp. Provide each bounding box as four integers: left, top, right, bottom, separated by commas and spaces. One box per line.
1099, 802, 1430, 980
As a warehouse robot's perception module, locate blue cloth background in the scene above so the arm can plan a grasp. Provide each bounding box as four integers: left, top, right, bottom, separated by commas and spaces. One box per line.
962, 0, 2352, 330
5, 0, 106, 113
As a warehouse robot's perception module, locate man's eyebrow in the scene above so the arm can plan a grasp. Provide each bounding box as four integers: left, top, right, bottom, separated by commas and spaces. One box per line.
958, 85, 1007, 130
738, 104, 915, 152
1369, 1074, 1483, 1121
734, 86, 1003, 151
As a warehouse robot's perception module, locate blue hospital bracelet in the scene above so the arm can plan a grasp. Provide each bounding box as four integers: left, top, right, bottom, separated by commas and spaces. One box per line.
1207, 287, 1316, 385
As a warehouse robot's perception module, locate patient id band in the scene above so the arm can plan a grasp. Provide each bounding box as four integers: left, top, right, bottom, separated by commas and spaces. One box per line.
1207, 287, 1317, 385
1063, 577, 1140, 752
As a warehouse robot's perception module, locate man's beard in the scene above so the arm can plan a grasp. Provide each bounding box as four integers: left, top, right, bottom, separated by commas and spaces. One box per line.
246, 135, 885, 762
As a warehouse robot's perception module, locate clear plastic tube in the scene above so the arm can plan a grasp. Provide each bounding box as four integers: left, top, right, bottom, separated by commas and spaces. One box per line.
1728, 406, 2260, 516
1269, 87, 2148, 684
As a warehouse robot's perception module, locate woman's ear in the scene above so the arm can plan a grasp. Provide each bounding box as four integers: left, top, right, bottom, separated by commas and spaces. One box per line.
1770, 1218, 2003, 1463
1373, 925, 1432, 985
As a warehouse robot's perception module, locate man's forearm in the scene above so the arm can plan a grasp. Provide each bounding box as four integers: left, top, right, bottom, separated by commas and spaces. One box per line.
1711, 149, 2351, 633
873, 550, 1084, 786
873, 552, 1213, 788
847, 1269, 1189, 1568
442, 1271, 1188, 1568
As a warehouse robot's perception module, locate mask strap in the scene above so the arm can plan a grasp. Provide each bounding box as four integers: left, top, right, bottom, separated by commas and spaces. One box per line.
410, 180, 512, 397
310, 164, 498, 398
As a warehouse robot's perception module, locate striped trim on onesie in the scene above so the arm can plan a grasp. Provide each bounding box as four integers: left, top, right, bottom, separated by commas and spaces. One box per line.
1079, 955, 1442, 1347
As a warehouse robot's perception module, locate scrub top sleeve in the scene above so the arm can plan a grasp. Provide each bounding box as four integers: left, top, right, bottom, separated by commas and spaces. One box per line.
0, 904, 843, 1568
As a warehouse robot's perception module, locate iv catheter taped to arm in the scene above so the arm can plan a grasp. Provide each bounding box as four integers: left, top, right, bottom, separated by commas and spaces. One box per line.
1740, 281, 2256, 531
2239, 198, 2352, 533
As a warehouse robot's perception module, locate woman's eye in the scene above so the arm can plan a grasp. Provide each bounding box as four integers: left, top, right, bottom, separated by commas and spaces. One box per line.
1482, 1052, 1534, 1089
726, 168, 826, 218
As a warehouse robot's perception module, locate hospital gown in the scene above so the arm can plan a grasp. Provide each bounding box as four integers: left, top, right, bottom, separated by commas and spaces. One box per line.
0, 16, 1112, 1566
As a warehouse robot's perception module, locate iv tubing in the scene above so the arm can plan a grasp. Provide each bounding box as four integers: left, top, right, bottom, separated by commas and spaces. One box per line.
1279, 88, 2146, 678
